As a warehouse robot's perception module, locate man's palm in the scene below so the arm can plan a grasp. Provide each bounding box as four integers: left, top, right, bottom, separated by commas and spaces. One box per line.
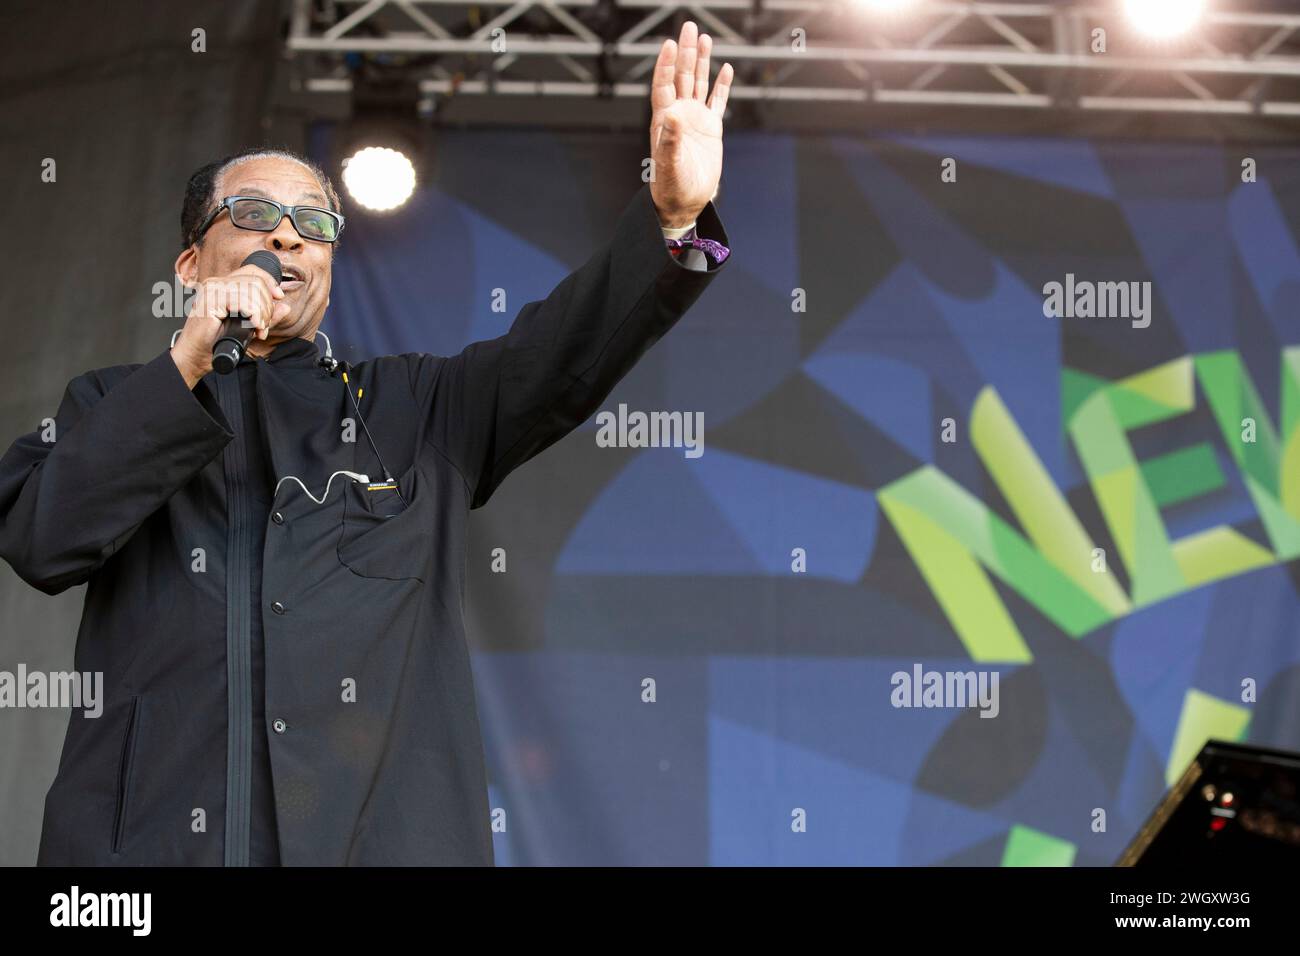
650, 22, 733, 227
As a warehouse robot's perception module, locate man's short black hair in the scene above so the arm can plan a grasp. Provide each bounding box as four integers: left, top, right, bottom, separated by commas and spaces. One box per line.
180, 147, 343, 251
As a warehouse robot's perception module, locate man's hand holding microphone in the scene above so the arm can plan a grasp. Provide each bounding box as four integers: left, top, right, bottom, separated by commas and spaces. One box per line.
170, 252, 291, 389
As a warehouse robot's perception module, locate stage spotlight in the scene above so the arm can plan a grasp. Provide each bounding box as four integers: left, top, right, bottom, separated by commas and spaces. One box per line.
335, 66, 427, 214
341, 146, 417, 212
1123, 0, 1206, 39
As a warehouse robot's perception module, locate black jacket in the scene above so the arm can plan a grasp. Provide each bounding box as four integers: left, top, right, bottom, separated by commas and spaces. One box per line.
0, 184, 729, 865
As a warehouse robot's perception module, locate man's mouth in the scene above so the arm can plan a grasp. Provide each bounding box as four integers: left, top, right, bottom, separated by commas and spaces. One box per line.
280, 265, 306, 291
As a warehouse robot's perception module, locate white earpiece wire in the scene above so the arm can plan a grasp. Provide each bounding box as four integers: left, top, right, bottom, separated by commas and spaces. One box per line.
274, 470, 370, 506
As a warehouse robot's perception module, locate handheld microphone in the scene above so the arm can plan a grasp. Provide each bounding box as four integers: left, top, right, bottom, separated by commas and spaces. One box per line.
212, 250, 283, 375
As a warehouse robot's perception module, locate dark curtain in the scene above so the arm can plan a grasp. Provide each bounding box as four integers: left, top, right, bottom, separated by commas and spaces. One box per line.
0, 0, 281, 864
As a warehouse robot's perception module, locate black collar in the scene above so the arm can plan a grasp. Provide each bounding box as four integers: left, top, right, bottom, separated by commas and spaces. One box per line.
240, 335, 323, 368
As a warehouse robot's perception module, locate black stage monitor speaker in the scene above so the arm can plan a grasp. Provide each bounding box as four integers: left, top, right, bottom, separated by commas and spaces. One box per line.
1118, 740, 1300, 866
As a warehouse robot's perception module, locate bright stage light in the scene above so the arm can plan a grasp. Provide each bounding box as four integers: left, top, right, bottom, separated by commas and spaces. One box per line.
341, 146, 417, 212
1123, 0, 1207, 40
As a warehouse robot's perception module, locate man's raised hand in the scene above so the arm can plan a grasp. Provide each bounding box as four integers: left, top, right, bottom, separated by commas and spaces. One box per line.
649, 21, 733, 229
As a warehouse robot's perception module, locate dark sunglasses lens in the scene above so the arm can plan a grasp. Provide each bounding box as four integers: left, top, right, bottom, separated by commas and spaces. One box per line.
294, 208, 339, 241
229, 198, 281, 231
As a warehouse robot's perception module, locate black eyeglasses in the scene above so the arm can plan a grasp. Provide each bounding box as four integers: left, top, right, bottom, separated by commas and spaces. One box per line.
193, 196, 345, 245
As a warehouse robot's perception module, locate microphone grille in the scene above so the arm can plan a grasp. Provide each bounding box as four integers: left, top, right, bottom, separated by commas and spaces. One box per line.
242, 250, 283, 284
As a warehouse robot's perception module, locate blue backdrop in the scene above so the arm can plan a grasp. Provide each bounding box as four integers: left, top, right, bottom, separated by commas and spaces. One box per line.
314, 125, 1300, 866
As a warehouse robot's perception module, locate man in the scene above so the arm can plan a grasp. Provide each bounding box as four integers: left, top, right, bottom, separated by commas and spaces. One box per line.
0, 22, 733, 865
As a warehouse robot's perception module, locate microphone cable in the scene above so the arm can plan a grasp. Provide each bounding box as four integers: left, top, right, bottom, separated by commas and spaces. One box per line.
340, 360, 406, 506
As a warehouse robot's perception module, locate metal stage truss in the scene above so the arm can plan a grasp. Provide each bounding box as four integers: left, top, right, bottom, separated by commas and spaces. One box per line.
283, 1, 1300, 120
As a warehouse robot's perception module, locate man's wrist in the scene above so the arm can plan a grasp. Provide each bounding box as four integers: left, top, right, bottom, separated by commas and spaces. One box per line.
170, 348, 205, 390
651, 194, 704, 231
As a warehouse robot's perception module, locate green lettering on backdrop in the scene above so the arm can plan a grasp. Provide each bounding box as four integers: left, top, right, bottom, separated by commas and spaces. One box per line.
877, 349, 1299, 662
1194, 349, 1300, 560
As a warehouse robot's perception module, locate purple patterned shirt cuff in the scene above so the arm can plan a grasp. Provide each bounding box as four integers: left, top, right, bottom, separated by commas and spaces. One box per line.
664, 226, 731, 268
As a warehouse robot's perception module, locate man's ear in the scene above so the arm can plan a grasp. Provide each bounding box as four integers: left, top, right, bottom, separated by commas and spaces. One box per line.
173, 246, 198, 288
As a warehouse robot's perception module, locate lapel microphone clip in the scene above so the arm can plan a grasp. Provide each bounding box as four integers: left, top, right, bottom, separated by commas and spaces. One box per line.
316, 330, 340, 373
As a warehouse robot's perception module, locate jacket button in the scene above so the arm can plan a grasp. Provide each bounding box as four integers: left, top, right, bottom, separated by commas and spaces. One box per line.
272, 511, 284, 525
272, 718, 287, 734
272, 601, 286, 614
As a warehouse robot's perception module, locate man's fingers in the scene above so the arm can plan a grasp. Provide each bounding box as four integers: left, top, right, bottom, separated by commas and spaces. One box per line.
651, 23, 717, 115
216, 280, 272, 334
235, 263, 284, 299
190, 284, 211, 319
651, 38, 678, 113
236, 284, 262, 330
708, 62, 734, 116
675, 21, 698, 100
695, 32, 712, 101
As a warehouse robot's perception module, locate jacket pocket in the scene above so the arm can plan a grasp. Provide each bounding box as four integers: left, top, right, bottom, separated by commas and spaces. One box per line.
111, 695, 140, 855
336, 465, 428, 582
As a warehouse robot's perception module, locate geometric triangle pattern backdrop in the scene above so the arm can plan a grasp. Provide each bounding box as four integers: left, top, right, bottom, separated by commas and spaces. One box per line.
318, 125, 1300, 865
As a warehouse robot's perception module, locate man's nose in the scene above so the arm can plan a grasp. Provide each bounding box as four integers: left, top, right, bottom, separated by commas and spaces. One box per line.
264, 215, 304, 252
